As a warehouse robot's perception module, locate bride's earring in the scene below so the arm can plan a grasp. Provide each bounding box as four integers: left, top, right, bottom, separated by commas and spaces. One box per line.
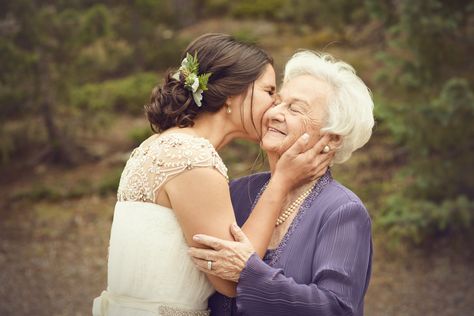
226, 105, 232, 114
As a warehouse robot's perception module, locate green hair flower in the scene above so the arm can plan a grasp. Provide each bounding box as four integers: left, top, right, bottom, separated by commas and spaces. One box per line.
173, 52, 212, 107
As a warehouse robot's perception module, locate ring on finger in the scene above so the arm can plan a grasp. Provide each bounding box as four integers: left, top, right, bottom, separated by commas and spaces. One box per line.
207, 260, 213, 271
322, 145, 330, 153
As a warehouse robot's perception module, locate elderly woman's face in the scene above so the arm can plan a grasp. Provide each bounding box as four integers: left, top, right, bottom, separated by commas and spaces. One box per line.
261, 75, 332, 156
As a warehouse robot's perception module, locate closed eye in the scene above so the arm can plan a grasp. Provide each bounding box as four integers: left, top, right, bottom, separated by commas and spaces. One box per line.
289, 104, 302, 113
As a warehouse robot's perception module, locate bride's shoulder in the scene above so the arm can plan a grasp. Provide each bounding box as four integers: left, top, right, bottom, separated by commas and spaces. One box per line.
144, 132, 228, 180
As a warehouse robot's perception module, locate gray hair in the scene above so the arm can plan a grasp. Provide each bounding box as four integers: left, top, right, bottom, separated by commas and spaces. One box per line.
283, 51, 375, 164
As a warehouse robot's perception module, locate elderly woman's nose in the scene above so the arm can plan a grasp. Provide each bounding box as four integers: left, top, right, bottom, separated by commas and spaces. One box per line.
268, 104, 285, 121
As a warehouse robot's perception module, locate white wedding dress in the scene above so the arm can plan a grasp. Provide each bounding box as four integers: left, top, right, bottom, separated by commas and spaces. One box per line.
93, 133, 228, 316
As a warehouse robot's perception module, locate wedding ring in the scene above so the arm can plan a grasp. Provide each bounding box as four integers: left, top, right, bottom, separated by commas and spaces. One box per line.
323, 145, 330, 153
207, 260, 212, 271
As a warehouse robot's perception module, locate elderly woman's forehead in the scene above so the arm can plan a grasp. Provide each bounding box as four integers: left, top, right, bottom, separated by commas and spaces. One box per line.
280, 75, 330, 101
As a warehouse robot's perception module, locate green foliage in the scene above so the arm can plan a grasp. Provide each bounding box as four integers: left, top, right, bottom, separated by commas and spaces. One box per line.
231, 0, 287, 19
80, 4, 113, 44
379, 79, 474, 200
380, 195, 474, 244
128, 126, 153, 146
0, 1, 184, 165
71, 72, 158, 115
98, 167, 123, 196
375, 0, 473, 92
374, 0, 474, 243
1, 0, 473, 247
201, 0, 368, 35
10, 167, 123, 202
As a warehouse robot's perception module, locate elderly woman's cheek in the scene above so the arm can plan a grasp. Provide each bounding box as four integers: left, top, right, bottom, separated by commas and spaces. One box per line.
303, 115, 323, 138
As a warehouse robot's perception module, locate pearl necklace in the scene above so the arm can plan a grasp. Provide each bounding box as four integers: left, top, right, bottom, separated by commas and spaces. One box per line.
275, 182, 316, 227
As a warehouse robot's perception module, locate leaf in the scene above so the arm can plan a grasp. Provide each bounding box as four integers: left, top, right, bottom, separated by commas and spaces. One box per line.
185, 52, 199, 74
198, 72, 212, 91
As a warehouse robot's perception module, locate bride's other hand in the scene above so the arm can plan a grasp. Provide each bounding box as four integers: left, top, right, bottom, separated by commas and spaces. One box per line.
273, 133, 334, 191
189, 223, 254, 282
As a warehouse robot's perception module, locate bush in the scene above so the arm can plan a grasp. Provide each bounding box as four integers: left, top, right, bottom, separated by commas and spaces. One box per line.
380, 195, 474, 244
371, 0, 474, 244
378, 78, 474, 243
128, 126, 153, 146
71, 72, 158, 115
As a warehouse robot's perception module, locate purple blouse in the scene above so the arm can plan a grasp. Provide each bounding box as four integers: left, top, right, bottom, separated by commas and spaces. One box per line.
208, 170, 372, 316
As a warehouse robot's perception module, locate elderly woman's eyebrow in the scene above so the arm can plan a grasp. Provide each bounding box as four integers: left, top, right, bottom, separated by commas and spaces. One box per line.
290, 97, 310, 107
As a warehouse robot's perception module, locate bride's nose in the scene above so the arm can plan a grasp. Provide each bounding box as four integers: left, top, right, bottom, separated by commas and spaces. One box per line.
273, 93, 282, 104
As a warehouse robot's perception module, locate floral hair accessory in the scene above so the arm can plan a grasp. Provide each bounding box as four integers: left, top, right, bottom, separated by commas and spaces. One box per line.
172, 52, 212, 107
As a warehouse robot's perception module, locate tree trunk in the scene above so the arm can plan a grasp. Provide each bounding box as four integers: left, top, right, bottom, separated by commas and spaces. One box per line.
37, 51, 80, 165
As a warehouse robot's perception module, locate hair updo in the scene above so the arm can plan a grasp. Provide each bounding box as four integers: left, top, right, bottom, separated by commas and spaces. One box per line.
145, 33, 273, 133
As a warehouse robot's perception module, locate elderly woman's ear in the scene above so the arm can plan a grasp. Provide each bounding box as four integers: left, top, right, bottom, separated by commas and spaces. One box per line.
328, 134, 343, 151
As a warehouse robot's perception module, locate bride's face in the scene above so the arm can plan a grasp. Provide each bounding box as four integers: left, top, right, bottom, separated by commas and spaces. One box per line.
240, 64, 277, 141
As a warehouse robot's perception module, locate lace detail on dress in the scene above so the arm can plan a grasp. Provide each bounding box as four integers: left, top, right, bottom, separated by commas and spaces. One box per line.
159, 305, 210, 316
117, 133, 228, 203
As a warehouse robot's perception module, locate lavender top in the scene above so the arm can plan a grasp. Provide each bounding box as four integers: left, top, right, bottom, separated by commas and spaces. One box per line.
208, 170, 372, 316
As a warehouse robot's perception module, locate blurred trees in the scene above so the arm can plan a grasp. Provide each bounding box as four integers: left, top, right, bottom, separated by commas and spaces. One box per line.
0, 0, 184, 165
1, 0, 473, 243
370, 0, 474, 242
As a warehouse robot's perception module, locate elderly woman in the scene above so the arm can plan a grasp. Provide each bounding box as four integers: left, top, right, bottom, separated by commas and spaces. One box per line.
189, 51, 374, 316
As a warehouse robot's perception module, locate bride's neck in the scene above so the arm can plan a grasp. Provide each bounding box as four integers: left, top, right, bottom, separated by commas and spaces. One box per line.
167, 110, 245, 150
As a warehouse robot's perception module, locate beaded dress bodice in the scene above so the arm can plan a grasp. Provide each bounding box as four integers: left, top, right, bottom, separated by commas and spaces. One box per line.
117, 133, 228, 203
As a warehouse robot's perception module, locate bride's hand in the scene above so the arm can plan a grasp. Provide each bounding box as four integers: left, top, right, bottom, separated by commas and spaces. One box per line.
272, 133, 334, 192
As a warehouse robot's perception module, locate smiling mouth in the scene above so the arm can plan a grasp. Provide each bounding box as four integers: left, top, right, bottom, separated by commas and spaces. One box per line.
268, 127, 287, 135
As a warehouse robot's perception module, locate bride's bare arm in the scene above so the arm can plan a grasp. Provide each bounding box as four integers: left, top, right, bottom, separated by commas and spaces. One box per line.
165, 134, 332, 297
165, 168, 243, 297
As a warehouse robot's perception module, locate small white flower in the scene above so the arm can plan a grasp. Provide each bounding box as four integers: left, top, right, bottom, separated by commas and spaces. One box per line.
180, 57, 190, 70
190, 75, 199, 93
193, 89, 203, 107
171, 72, 180, 81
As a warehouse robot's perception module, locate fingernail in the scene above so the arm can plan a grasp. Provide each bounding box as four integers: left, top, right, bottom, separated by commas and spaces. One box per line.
193, 235, 200, 241
232, 223, 238, 229
302, 133, 309, 142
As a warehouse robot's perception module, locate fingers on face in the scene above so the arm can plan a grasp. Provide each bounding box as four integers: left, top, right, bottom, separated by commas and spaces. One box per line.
311, 134, 331, 154
287, 133, 309, 155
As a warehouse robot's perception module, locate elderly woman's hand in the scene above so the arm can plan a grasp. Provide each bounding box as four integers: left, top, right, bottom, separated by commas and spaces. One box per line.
188, 223, 254, 282
274, 133, 334, 191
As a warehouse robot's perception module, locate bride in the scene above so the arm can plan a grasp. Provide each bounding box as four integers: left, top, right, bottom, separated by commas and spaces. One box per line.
93, 33, 332, 315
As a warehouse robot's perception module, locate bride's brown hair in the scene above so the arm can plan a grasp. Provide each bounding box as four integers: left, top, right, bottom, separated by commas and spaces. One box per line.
145, 33, 273, 133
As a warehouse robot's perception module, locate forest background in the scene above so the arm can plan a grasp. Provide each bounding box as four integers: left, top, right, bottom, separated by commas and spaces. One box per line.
1, 0, 473, 315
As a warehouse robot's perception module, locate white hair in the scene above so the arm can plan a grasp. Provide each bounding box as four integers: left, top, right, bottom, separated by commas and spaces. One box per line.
283, 51, 375, 164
